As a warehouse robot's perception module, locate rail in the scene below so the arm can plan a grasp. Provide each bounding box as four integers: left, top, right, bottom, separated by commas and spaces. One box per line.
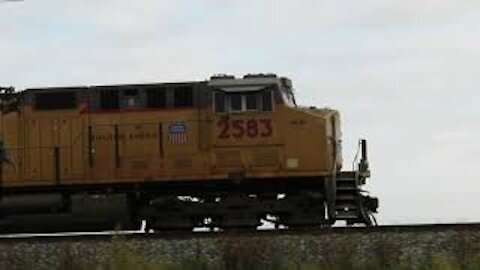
0, 222, 479, 242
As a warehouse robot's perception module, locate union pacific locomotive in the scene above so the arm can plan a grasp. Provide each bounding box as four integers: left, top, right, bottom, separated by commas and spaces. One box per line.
0, 74, 377, 233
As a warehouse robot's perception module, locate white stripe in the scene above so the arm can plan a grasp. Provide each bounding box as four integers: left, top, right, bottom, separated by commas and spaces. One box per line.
169, 133, 187, 144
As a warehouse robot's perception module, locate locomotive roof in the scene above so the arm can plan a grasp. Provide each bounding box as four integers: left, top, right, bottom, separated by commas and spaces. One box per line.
23, 80, 206, 93
18, 74, 287, 93
208, 75, 285, 92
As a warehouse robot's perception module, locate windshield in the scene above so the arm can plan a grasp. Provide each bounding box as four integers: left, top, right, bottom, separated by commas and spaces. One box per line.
281, 89, 296, 107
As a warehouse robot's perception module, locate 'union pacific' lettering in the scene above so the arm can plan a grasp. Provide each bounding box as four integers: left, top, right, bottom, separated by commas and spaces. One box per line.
91, 132, 158, 141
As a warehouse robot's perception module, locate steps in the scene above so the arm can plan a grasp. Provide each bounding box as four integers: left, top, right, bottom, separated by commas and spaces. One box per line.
335, 173, 361, 221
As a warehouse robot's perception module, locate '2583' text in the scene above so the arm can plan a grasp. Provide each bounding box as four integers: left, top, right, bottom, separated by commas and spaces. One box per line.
217, 118, 273, 139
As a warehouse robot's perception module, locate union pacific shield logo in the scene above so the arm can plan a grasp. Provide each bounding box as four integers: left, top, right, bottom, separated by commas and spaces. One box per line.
168, 123, 188, 144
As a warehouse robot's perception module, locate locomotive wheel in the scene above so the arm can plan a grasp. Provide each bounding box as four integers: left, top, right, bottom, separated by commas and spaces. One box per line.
275, 192, 328, 228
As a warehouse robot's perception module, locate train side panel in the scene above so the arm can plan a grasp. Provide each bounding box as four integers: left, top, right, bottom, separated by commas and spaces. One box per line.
1, 92, 341, 186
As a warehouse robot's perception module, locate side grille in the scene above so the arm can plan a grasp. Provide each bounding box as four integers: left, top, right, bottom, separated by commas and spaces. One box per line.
216, 150, 242, 167
252, 149, 278, 167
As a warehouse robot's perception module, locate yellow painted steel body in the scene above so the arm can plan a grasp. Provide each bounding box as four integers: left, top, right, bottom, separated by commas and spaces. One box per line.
0, 87, 342, 188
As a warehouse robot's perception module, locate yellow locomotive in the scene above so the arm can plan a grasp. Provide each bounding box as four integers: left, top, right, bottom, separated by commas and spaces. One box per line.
0, 74, 377, 232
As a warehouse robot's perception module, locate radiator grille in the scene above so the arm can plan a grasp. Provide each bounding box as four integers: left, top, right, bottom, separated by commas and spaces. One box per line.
216, 150, 242, 167
252, 149, 278, 166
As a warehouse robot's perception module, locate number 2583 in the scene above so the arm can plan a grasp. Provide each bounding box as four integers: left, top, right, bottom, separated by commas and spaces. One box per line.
217, 119, 273, 139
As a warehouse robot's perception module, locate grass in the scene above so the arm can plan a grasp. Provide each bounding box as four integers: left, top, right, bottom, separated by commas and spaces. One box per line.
53, 234, 480, 270
80, 255, 480, 270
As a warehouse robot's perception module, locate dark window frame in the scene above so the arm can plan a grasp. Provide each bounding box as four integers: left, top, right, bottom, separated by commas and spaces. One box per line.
246, 92, 259, 111
99, 89, 120, 110
261, 90, 273, 112
35, 92, 77, 110
146, 87, 167, 109
173, 86, 194, 108
214, 91, 226, 113
214, 89, 274, 114
229, 93, 242, 112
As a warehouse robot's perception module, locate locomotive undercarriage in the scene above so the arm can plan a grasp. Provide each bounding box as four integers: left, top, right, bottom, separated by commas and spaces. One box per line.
0, 175, 377, 234
141, 190, 328, 231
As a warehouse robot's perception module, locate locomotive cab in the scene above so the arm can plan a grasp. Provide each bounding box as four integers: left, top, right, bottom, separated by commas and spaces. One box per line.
209, 74, 280, 176
208, 74, 342, 179
207, 74, 355, 227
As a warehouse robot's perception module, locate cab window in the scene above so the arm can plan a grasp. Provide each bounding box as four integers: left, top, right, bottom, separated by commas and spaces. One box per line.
261, 91, 272, 111
280, 90, 296, 107
214, 92, 226, 113
229, 93, 242, 112
246, 93, 258, 110
215, 90, 272, 113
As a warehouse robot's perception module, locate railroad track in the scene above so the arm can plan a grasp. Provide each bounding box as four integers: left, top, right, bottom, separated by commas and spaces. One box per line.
0, 222, 479, 242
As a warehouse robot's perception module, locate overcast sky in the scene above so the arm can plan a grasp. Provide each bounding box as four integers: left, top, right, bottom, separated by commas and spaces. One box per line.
1, 0, 479, 225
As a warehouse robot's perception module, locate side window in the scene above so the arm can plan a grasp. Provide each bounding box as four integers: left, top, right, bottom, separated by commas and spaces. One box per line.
146, 87, 167, 108
35, 92, 77, 110
246, 93, 259, 110
229, 93, 242, 112
100, 90, 119, 110
214, 91, 226, 113
262, 90, 272, 112
174, 86, 193, 107
215, 91, 273, 113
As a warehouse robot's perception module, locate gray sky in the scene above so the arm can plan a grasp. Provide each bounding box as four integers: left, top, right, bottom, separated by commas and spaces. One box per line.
1, 0, 479, 224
